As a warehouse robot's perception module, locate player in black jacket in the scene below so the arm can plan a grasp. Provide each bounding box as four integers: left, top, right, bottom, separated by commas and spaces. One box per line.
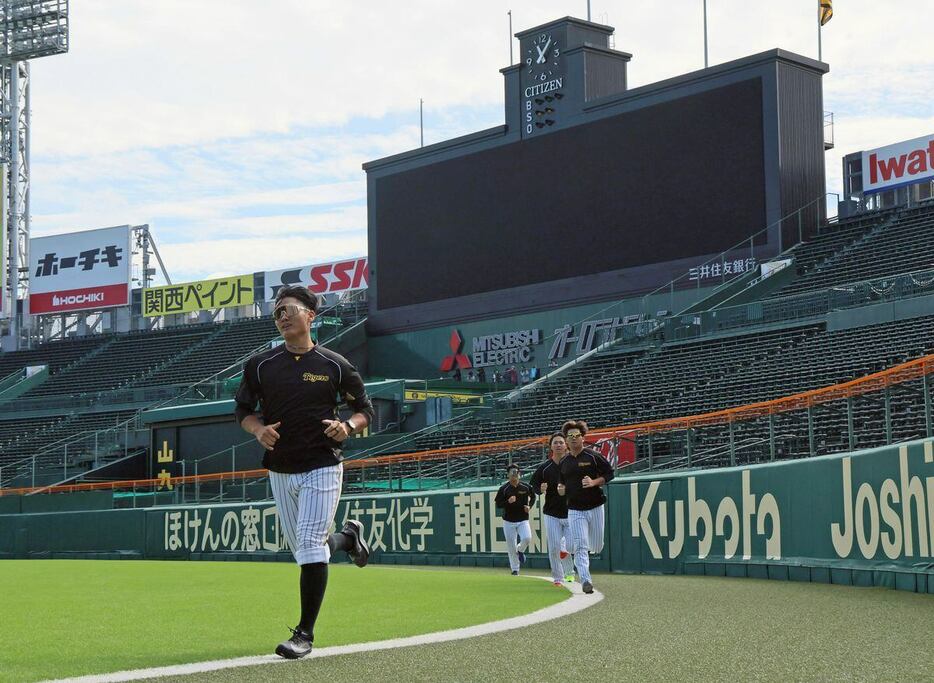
235, 286, 375, 659
530, 433, 576, 586
557, 420, 614, 594
494, 464, 536, 575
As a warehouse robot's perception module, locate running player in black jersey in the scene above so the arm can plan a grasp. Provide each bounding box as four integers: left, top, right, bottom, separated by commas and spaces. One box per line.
557, 420, 614, 595
529, 433, 575, 585
235, 285, 375, 659
494, 465, 536, 575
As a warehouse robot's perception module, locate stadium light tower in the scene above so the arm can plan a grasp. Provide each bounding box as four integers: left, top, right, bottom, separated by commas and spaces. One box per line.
0, 0, 69, 349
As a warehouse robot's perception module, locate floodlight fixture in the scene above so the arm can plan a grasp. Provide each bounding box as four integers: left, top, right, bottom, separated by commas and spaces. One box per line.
0, 0, 69, 61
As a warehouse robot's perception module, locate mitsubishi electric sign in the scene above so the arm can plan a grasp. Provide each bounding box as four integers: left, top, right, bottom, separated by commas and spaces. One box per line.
471, 329, 542, 367
861, 133, 934, 193
29, 225, 132, 314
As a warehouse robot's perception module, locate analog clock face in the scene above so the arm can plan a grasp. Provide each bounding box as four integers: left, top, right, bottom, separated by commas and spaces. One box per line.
525, 32, 560, 82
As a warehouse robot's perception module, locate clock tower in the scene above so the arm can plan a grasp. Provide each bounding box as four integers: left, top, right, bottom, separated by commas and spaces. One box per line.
504, 17, 632, 139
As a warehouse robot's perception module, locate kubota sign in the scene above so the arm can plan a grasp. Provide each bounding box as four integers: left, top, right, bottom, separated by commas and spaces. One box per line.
861, 134, 934, 193
618, 438, 934, 573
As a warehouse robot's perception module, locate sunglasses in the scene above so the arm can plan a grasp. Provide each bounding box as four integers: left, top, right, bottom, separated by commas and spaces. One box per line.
566, 432, 583, 439
273, 303, 310, 320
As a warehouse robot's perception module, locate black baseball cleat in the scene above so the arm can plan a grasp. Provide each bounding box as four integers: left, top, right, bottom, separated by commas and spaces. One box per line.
341, 519, 370, 568
275, 627, 313, 659
517, 550, 526, 565
582, 581, 594, 594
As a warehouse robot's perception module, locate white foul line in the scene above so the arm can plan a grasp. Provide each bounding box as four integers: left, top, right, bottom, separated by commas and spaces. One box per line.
48, 578, 603, 683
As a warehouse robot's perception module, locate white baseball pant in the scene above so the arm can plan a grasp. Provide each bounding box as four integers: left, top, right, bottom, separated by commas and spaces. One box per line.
543, 513, 576, 582
269, 464, 343, 565
569, 504, 605, 584
503, 520, 532, 572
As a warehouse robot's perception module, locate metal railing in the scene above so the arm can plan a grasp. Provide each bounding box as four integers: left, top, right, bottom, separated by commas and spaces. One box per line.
347, 411, 480, 460
504, 260, 934, 407
501, 193, 842, 405
663, 265, 934, 342
0, 192, 844, 485
8, 353, 931, 504
473, 193, 844, 405
3, 199, 930, 497
636, 192, 838, 317
0, 383, 212, 414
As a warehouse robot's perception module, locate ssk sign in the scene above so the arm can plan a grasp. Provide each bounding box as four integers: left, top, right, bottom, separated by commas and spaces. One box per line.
861, 133, 934, 193
264, 257, 368, 301
29, 225, 132, 314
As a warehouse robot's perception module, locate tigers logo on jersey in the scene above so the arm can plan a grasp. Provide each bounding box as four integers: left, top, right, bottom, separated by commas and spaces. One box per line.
303, 372, 329, 382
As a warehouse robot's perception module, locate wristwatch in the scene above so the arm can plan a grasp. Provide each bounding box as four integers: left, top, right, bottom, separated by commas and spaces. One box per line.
343, 417, 358, 434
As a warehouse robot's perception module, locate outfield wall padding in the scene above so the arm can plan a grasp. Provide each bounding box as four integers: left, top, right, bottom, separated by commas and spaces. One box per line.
20, 490, 114, 513
1, 439, 932, 593
0, 495, 21, 514
0, 491, 114, 515
0, 508, 145, 559
140, 486, 608, 573
0, 486, 608, 573
609, 438, 934, 593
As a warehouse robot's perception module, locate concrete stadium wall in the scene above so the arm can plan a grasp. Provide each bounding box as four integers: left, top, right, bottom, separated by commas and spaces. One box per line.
1, 439, 932, 593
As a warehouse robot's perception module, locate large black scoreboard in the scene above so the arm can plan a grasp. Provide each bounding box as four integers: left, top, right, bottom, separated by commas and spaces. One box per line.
364, 17, 828, 332
375, 79, 765, 309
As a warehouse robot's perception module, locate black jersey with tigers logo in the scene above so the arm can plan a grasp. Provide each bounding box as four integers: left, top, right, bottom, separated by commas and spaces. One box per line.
558, 448, 615, 511
234, 345, 374, 473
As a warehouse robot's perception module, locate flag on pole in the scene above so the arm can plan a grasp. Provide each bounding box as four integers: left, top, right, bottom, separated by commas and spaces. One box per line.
820, 0, 833, 26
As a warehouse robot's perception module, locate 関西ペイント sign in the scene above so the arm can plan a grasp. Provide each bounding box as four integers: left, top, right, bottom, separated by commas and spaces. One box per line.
143, 274, 254, 317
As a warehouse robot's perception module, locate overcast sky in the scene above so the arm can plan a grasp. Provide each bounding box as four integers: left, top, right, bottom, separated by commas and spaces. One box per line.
27, 0, 934, 284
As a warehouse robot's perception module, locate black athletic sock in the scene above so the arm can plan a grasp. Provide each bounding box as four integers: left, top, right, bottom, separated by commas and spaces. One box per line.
298, 562, 328, 637
327, 531, 353, 554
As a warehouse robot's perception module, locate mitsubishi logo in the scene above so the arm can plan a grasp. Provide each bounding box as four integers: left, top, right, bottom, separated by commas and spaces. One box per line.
440, 329, 472, 372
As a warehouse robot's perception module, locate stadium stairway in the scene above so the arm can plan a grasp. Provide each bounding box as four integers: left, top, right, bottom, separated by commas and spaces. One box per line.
769, 203, 934, 297
687, 205, 934, 319
688, 207, 902, 315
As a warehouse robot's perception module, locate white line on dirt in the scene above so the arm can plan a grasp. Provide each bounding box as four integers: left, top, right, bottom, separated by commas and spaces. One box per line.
49, 578, 602, 682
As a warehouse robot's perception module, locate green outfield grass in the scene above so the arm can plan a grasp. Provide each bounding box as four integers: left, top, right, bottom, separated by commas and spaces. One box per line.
0, 560, 567, 682
164, 571, 934, 683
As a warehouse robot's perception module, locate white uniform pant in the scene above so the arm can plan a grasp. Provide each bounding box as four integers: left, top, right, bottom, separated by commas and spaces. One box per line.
503, 520, 532, 572
569, 505, 605, 584
543, 514, 576, 582
269, 465, 343, 565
